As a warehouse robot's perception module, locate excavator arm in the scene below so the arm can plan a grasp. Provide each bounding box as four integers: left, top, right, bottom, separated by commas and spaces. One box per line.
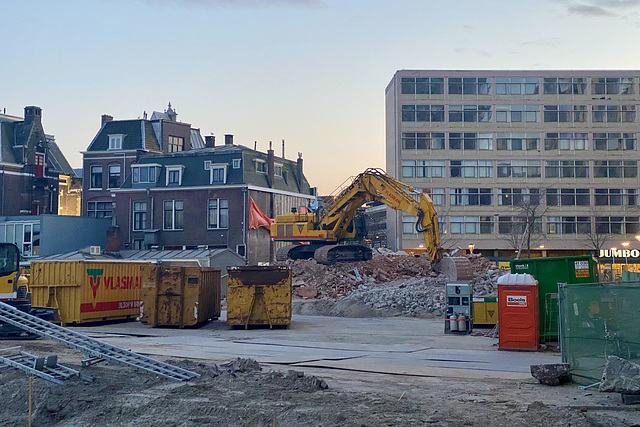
319, 168, 443, 262
271, 168, 472, 279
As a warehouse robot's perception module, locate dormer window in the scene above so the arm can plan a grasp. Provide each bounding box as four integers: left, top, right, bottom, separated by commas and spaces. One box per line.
168, 136, 185, 152
255, 160, 266, 173
109, 134, 124, 150
166, 165, 185, 186
132, 164, 161, 184
233, 159, 241, 169
209, 163, 227, 184
274, 164, 283, 177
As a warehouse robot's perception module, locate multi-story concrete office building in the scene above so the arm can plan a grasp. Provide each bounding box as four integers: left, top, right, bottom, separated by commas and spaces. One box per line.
386, 70, 640, 261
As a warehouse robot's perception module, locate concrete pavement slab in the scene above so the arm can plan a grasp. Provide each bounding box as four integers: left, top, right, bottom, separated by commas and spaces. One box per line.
68, 314, 559, 381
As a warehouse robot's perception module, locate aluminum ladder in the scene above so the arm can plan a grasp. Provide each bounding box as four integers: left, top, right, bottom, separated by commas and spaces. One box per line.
0, 347, 80, 385
0, 301, 199, 381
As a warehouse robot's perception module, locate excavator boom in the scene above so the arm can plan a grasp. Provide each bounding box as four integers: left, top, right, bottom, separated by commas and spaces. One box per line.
271, 169, 472, 279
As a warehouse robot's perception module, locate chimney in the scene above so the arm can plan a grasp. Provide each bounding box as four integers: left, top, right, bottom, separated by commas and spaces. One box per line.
205, 135, 216, 148
105, 226, 123, 252
224, 134, 234, 145
24, 106, 42, 125
101, 114, 113, 125
267, 141, 275, 188
282, 139, 285, 158
297, 152, 303, 179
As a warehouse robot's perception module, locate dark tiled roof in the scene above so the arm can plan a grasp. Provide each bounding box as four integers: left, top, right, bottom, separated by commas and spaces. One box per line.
0, 121, 18, 164
120, 145, 313, 195
241, 148, 311, 194
14, 122, 34, 149
88, 120, 160, 152
0, 112, 74, 173
46, 141, 74, 175
144, 121, 161, 151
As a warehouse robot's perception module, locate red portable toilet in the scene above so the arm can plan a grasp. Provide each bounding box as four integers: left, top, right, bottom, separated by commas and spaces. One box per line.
497, 273, 539, 351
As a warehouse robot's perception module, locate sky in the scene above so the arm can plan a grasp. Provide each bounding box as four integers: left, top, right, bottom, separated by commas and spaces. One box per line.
2, 0, 640, 194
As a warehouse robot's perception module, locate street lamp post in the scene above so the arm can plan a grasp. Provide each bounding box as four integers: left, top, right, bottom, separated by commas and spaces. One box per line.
611, 247, 617, 279
622, 241, 630, 271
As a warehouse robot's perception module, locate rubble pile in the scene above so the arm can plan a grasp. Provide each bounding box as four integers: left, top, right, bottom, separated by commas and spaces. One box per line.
287, 252, 509, 317
343, 276, 448, 317
469, 256, 508, 297
286, 253, 436, 300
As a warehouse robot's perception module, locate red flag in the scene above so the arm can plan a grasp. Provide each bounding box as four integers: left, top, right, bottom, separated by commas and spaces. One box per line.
249, 197, 275, 230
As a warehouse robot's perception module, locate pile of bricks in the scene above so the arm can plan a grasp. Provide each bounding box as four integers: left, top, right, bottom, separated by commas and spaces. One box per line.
285, 253, 436, 300
286, 252, 507, 301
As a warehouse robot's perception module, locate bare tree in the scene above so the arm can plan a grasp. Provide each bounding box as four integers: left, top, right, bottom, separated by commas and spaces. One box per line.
500, 187, 549, 259
582, 202, 640, 253
434, 205, 457, 251
582, 205, 610, 253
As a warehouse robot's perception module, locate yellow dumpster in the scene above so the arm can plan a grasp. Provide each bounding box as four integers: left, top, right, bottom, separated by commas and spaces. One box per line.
30, 261, 149, 326
472, 297, 498, 326
226, 266, 291, 328
140, 265, 221, 328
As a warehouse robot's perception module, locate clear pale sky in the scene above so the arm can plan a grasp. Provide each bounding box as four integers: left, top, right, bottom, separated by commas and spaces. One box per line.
2, 0, 640, 194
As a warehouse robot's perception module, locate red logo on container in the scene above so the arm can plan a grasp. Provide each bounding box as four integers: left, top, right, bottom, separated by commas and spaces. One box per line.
86, 268, 104, 300
85, 268, 142, 311
506, 295, 527, 307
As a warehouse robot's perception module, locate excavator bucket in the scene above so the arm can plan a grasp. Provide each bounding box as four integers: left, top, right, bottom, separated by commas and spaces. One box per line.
435, 257, 474, 281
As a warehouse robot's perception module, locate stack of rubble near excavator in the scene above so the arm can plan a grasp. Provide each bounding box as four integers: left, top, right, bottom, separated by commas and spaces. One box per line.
284, 252, 508, 307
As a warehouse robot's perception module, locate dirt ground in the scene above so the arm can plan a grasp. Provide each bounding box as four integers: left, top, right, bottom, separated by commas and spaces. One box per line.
2, 255, 639, 426
2, 338, 640, 427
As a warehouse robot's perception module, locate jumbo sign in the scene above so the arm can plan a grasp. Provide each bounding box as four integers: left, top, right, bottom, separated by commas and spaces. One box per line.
599, 249, 640, 259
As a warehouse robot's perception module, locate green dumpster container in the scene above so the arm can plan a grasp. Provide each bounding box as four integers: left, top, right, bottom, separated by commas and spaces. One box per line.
510, 256, 598, 341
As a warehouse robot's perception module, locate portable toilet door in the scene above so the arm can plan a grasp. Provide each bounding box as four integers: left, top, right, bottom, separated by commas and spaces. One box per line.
497, 273, 539, 351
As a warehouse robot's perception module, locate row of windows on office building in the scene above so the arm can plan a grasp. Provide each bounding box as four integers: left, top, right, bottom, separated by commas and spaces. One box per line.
403, 215, 640, 236
401, 132, 637, 151
420, 188, 637, 207
400, 77, 636, 96
87, 198, 229, 231
402, 160, 638, 179
401, 104, 636, 123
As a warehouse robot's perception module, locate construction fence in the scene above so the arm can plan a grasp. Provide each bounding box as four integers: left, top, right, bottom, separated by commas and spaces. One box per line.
559, 281, 640, 385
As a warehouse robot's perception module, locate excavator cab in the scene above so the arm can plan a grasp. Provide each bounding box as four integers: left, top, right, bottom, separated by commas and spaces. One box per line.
0, 243, 59, 338
271, 168, 473, 279
0, 243, 21, 299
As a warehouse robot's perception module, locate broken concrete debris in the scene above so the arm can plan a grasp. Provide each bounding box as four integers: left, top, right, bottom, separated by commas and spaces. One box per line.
599, 356, 640, 394
283, 253, 507, 316
214, 358, 329, 390
530, 363, 571, 386
220, 357, 262, 374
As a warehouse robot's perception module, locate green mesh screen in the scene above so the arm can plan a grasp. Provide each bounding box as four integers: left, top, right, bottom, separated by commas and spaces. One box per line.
559, 282, 640, 385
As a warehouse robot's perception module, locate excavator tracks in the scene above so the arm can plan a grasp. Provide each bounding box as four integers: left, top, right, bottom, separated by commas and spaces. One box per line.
276, 244, 324, 262
313, 244, 373, 265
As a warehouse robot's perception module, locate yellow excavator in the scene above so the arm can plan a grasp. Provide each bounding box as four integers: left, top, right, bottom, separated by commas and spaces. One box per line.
271, 168, 473, 280
0, 243, 58, 338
